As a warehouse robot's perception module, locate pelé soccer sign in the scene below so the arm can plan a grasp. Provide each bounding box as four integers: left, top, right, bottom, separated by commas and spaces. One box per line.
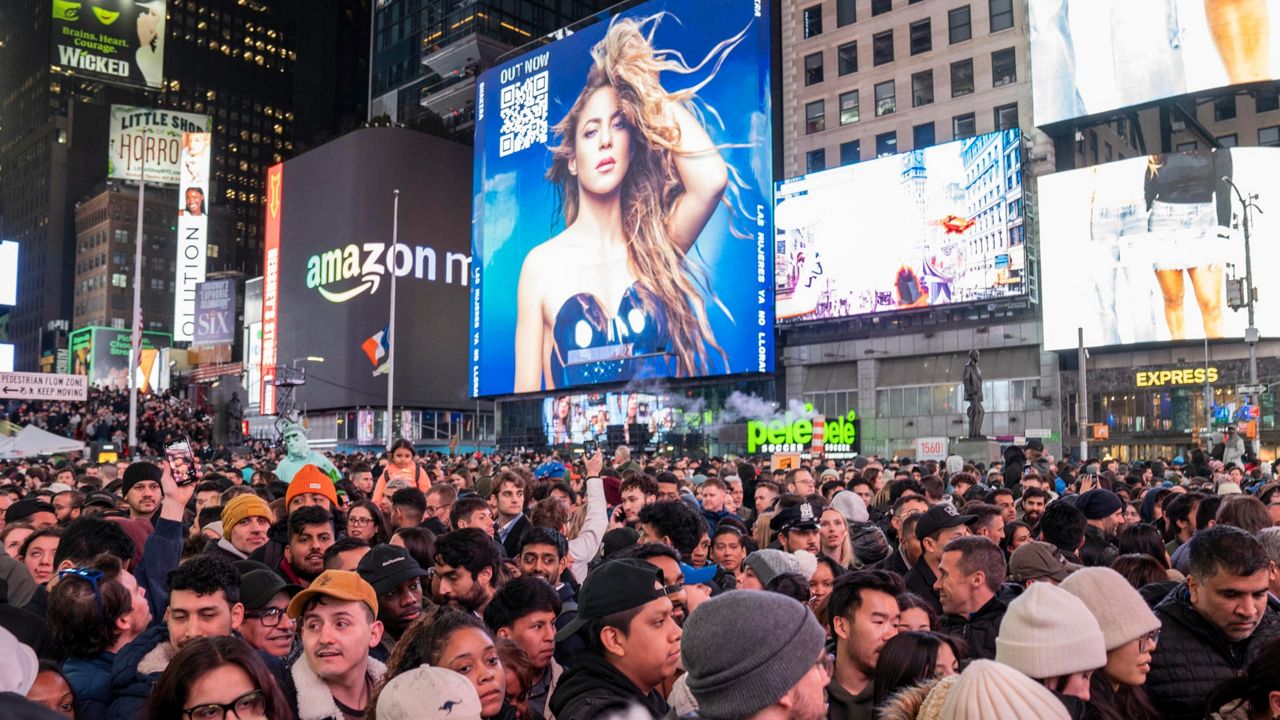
746, 405, 860, 457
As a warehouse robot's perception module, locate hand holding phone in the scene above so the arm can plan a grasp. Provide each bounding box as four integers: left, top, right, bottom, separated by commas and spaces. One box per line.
165, 439, 198, 486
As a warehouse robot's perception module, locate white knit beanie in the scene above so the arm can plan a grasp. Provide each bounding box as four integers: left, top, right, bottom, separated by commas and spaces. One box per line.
1060, 567, 1162, 651
995, 583, 1107, 679
940, 660, 1070, 720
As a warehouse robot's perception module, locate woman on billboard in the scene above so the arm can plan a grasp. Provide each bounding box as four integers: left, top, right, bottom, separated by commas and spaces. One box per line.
1144, 149, 1233, 340
512, 15, 749, 392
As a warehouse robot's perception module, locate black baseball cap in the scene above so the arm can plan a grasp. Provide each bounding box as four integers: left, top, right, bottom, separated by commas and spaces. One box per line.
770, 502, 821, 533
357, 544, 429, 597
240, 569, 301, 611
83, 492, 119, 509
555, 559, 665, 642
5, 498, 55, 525
914, 503, 976, 541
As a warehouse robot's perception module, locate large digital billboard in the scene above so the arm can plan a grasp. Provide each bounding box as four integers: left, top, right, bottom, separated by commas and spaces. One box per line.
775, 130, 1025, 323
51, 0, 166, 90
543, 391, 713, 447
262, 128, 473, 412
66, 326, 171, 391
1040, 147, 1280, 351
108, 106, 212, 185
173, 132, 211, 341
0, 240, 16, 306
1030, 0, 1280, 126
470, 0, 774, 397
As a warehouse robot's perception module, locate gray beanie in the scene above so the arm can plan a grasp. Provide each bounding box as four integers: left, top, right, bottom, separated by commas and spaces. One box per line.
682, 590, 825, 718
742, 549, 802, 587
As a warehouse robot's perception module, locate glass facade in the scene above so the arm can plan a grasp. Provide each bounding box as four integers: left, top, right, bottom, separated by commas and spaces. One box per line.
875, 378, 1038, 418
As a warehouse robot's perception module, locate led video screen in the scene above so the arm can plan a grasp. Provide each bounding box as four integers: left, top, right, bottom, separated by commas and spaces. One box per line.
470, 0, 774, 397
775, 129, 1025, 323
542, 391, 708, 446
1030, 0, 1280, 126
1040, 147, 1280, 351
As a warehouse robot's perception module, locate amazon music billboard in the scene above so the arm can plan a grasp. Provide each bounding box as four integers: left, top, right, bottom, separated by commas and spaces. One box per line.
260, 128, 473, 411
775, 129, 1026, 324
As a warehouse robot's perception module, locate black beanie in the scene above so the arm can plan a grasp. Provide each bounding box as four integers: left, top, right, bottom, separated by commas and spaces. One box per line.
121, 462, 164, 496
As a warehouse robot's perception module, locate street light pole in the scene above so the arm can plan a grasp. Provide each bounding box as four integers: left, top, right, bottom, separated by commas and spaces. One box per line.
128, 130, 147, 454
1223, 174, 1263, 455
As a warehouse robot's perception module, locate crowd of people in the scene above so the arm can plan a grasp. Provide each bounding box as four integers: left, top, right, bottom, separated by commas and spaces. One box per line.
1, 413, 1279, 719
4, 389, 218, 458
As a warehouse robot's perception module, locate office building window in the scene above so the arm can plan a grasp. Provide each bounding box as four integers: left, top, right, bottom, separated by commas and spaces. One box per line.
873, 31, 894, 65
953, 113, 976, 139
1214, 95, 1237, 121
807, 148, 827, 173
1176, 141, 1199, 152
989, 0, 1013, 31
914, 122, 936, 149
840, 139, 861, 165
838, 41, 858, 75
872, 0, 892, 15
806, 100, 826, 134
912, 70, 934, 107
949, 6, 972, 43
875, 80, 897, 116
1257, 87, 1280, 113
803, 4, 823, 38
994, 102, 1018, 130
910, 19, 932, 55
839, 90, 860, 125
837, 0, 856, 25
991, 47, 1016, 86
1259, 126, 1280, 146
951, 58, 974, 96
876, 131, 898, 157
1217, 134, 1238, 147
805, 52, 824, 85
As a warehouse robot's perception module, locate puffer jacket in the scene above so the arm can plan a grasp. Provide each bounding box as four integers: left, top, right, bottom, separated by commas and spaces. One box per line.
938, 595, 1006, 660
62, 653, 114, 720
107, 624, 174, 720
1147, 583, 1280, 720
876, 675, 958, 720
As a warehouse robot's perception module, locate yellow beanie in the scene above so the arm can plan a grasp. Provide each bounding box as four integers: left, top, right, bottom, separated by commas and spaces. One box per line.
221, 494, 274, 539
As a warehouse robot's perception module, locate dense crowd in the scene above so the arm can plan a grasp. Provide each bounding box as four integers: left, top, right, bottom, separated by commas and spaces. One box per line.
0, 417, 1279, 719
4, 389, 215, 457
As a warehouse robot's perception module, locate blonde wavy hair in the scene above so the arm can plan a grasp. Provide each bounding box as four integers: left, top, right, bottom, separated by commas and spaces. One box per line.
546, 14, 749, 377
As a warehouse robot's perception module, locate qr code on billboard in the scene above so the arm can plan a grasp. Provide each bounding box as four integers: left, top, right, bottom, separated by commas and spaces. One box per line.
499, 71, 549, 157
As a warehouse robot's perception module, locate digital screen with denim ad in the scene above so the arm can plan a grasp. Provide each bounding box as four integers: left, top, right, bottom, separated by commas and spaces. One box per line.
469, 0, 774, 397
1039, 148, 1280, 351
775, 130, 1026, 324
1030, 0, 1280, 126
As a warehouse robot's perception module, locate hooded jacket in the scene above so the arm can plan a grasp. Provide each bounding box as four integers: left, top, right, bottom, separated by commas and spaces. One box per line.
1147, 583, 1280, 720
548, 651, 669, 720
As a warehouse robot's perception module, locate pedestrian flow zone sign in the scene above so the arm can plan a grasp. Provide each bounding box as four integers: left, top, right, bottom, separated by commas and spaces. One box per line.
0, 372, 89, 401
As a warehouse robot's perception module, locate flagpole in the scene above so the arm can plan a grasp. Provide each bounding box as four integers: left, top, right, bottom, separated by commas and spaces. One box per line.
128, 129, 147, 454
386, 189, 399, 449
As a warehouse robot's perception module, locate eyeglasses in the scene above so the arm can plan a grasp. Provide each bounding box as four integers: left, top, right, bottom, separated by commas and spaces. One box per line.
243, 607, 292, 628
659, 581, 685, 597
183, 690, 267, 720
1139, 629, 1161, 652
57, 568, 107, 626
816, 653, 835, 677
347, 517, 373, 527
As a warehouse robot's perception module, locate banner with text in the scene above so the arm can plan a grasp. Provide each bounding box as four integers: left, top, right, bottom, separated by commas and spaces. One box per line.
193, 278, 237, 346
108, 106, 212, 185
174, 131, 211, 341
51, 0, 167, 90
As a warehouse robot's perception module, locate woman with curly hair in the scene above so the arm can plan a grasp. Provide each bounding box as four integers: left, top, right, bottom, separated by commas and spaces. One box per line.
514, 14, 751, 391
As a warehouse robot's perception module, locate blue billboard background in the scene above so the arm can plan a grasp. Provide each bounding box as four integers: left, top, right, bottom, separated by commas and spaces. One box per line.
470, 0, 773, 397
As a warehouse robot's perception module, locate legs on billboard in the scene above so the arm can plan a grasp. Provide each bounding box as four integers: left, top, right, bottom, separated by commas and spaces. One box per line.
1205, 0, 1272, 84
1188, 265, 1225, 337
1155, 269, 1188, 340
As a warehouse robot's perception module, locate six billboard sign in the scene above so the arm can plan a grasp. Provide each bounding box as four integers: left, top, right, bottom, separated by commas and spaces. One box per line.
51, 0, 167, 90
108, 106, 212, 185
193, 278, 238, 346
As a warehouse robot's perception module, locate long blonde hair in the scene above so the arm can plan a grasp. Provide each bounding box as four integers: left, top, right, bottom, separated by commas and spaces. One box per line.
547, 14, 746, 377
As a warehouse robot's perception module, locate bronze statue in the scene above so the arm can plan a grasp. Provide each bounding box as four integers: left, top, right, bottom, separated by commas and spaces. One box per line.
962, 349, 985, 438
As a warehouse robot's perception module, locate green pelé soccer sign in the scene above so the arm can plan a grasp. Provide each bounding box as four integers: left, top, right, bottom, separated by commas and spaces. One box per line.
746, 405, 860, 456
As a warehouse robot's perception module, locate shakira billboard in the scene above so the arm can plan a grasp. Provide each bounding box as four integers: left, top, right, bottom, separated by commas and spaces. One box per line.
469, 0, 774, 397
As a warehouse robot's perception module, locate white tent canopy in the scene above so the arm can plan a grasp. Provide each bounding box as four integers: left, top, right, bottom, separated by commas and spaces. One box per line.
0, 425, 87, 459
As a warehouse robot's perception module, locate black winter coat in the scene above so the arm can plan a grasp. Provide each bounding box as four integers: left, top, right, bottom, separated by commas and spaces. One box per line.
548, 652, 669, 720
1079, 525, 1119, 568
939, 595, 1006, 660
1147, 583, 1280, 720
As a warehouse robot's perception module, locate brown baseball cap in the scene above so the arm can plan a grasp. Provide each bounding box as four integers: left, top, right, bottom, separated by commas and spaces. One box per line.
1008, 541, 1080, 584
286, 570, 378, 619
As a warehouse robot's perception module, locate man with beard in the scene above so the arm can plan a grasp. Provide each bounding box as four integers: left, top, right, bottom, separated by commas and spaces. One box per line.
615, 543, 715, 627
484, 576, 563, 719
681, 591, 829, 720
280, 506, 335, 586
108, 554, 245, 720
1077, 489, 1125, 567
1019, 487, 1049, 528
121, 462, 163, 521
356, 544, 429, 662
433, 528, 499, 615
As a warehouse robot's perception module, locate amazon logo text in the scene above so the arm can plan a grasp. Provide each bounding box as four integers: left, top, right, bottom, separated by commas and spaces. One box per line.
305, 243, 470, 303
